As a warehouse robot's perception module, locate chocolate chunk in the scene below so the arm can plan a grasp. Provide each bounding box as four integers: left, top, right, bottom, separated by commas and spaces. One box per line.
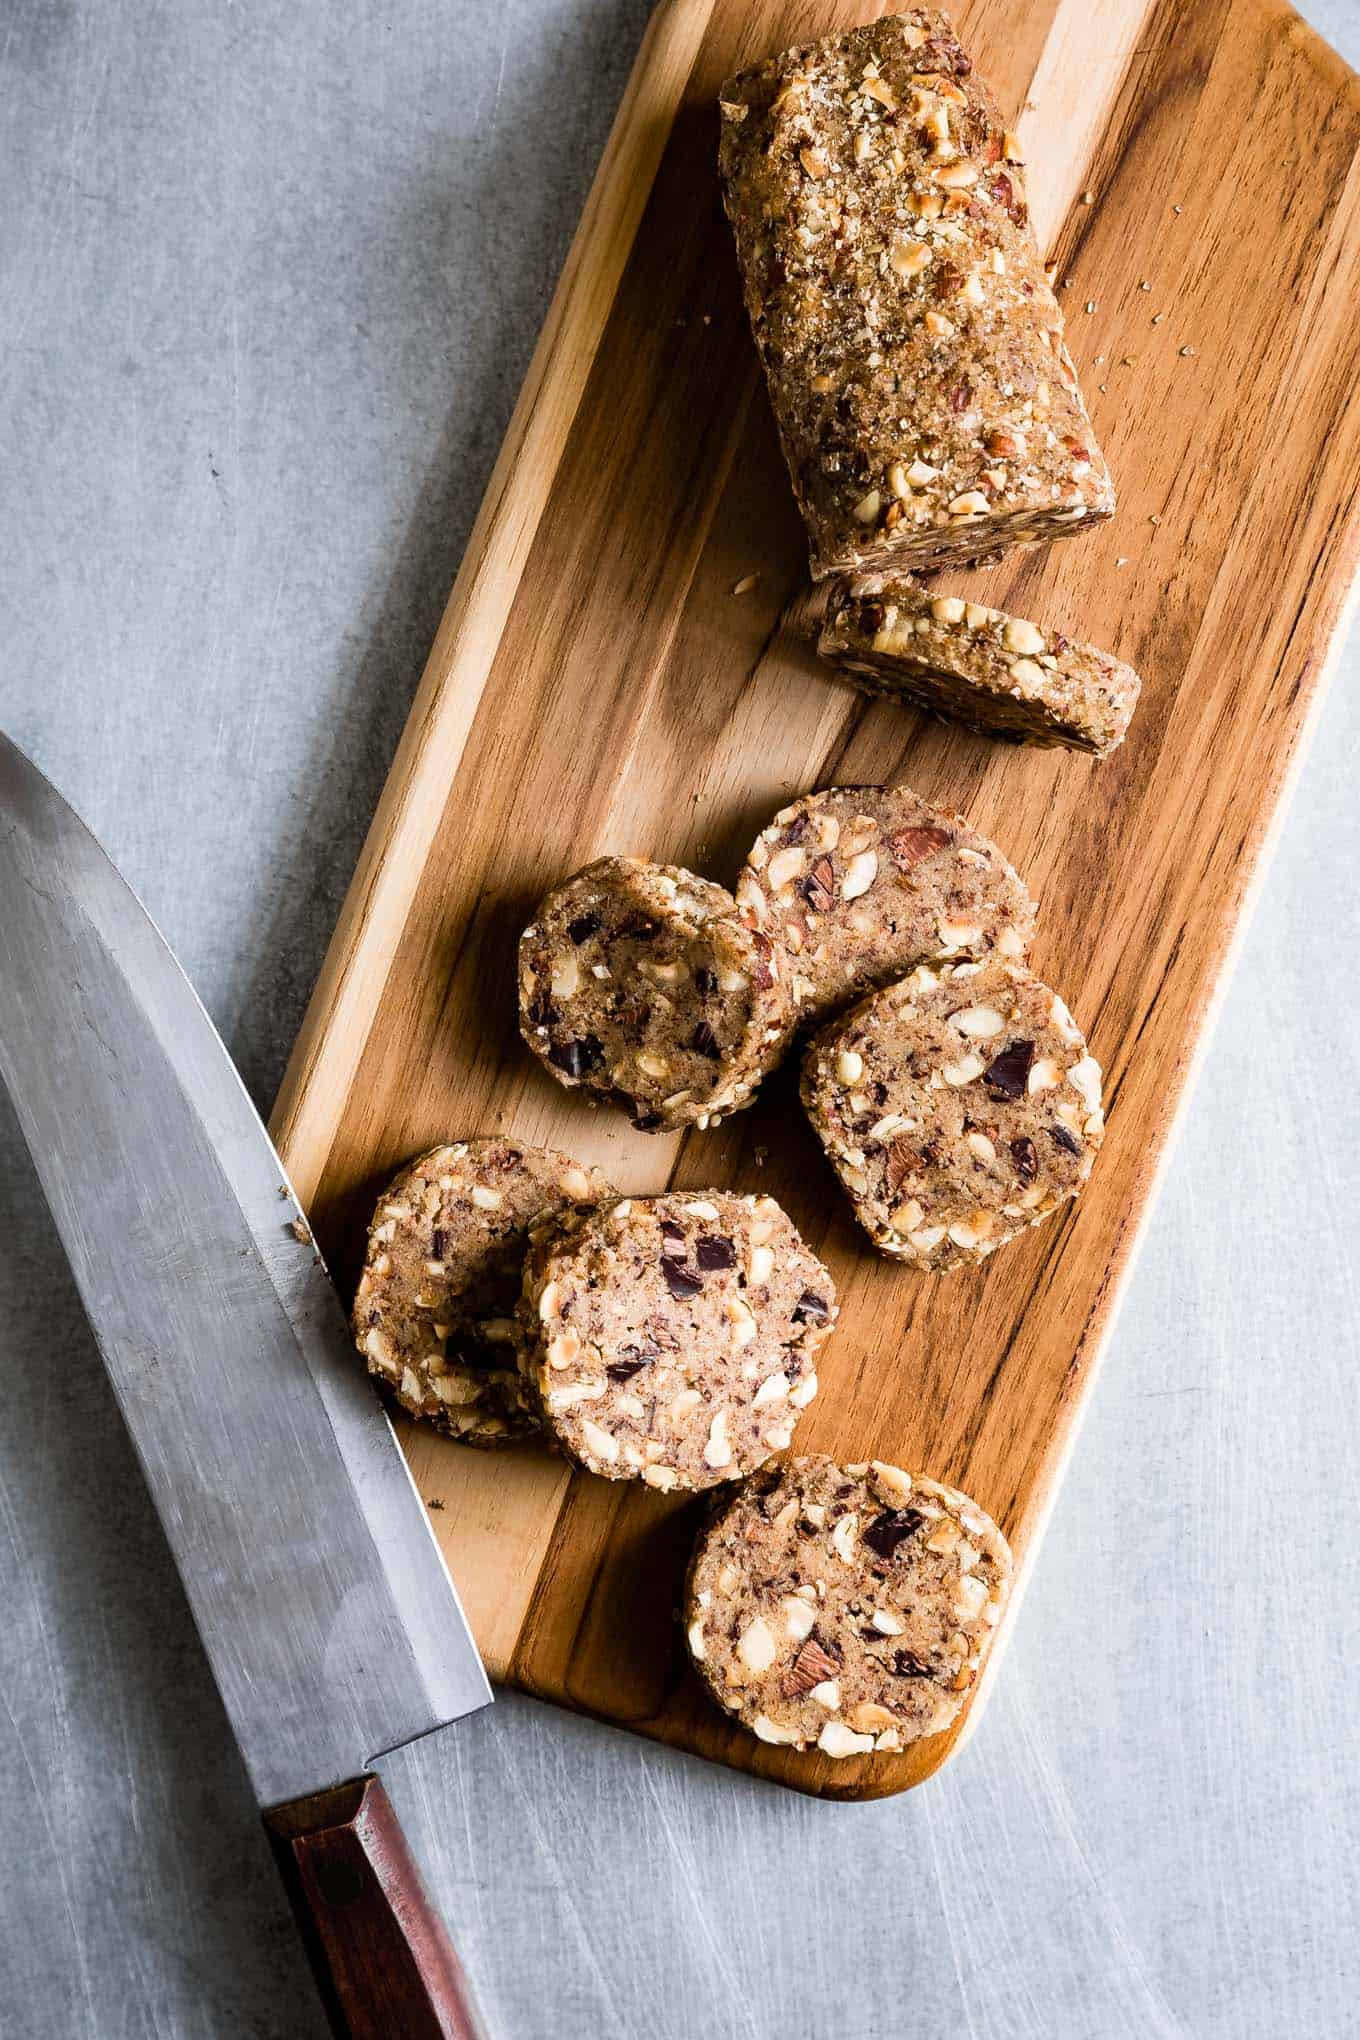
694, 965, 718, 997
1049, 1123, 1082, 1156
695, 1235, 737, 1272
526, 991, 556, 1030
606, 1346, 656, 1382
983, 1039, 1035, 1099
689, 1020, 721, 1060
781, 1635, 842, 1697
662, 1259, 703, 1301
660, 1220, 688, 1256
863, 1508, 927, 1560
887, 825, 953, 870
567, 912, 601, 945
548, 1035, 604, 1079
633, 1111, 663, 1131
1010, 1136, 1038, 1183
891, 1649, 942, 1681
430, 1228, 447, 1259
792, 1290, 831, 1323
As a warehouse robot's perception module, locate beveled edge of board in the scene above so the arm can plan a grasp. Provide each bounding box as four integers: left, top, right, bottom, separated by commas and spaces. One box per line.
270, 0, 719, 1203
272, 0, 1360, 1800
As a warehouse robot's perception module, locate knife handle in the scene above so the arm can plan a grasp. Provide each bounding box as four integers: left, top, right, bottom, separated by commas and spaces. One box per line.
265, 1774, 489, 2040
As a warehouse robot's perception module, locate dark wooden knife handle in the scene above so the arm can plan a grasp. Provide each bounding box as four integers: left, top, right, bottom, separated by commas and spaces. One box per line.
265, 1775, 489, 2040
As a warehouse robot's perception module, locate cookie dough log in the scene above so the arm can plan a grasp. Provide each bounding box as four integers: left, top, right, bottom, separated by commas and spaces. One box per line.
685, 1455, 1011, 1754
736, 785, 1034, 1032
353, 1140, 613, 1444
520, 1194, 837, 1489
718, 13, 1114, 580
519, 858, 793, 1132
820, 576, 1142, 757
802, 958, 1102, 1268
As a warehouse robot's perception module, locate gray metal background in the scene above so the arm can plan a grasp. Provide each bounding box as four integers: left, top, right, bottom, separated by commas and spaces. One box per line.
2, 2, 1357, 2034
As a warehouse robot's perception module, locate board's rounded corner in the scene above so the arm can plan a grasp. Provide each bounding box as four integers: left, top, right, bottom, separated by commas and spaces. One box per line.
1273, 0, 1360, 110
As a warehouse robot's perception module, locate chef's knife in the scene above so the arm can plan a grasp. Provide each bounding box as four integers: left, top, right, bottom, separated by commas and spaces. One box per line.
0, 733, 494, 2040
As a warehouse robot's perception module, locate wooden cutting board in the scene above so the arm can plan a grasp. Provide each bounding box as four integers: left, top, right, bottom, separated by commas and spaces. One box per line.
271, 0, 1360, 1798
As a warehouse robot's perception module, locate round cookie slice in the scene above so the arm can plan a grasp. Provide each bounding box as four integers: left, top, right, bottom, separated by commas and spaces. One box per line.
801, 958, 1103, 1269
519, 857, 793, 1131
519, 1193, 836, 1489
353, 1139, 613, 1444
685, 1456, 1012, 1756
736, 785, 1034, 1032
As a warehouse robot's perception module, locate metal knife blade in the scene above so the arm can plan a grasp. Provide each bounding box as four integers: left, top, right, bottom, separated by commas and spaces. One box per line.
0, 734, 491, 1810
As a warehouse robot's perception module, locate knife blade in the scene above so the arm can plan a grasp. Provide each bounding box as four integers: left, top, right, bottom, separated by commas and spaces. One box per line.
0, 733, 492, 2040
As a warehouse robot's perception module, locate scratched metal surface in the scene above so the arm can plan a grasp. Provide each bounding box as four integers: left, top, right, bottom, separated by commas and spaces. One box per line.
1, 1, 1358, 2034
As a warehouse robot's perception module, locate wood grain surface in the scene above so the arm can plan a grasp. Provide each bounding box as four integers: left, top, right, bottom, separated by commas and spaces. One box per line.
271, 0, 1360, 1797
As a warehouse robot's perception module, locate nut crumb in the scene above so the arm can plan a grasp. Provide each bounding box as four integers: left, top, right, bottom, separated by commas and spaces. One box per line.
732, 574, 759, 595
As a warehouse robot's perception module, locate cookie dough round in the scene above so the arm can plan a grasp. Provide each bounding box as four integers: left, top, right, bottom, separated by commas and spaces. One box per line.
685, 1455, 1012, 1755
801, 959, 1102, 1268
353, 1140, 613, 1443
520, 1193, 836, 1489
519, 858, 793, 1131
736, 786, 1034, 1032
